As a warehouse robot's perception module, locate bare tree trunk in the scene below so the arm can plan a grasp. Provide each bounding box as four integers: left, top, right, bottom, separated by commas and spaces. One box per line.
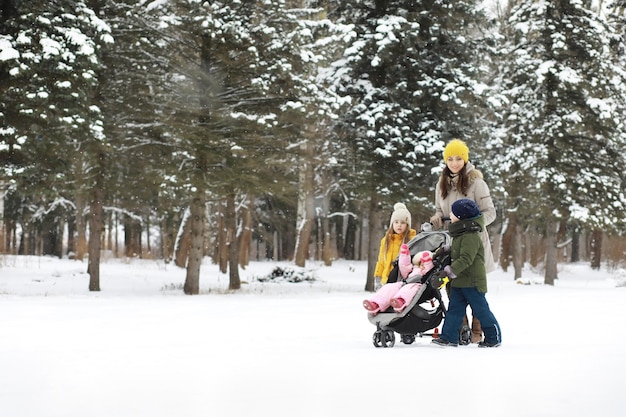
544, 218, 558, 285
294, 139, 315, 267
499, 214, 514, 272
105, 210, 112, 253
238, 195, 253, 268
365, 192, 382, 292
75, 185, 87, 261
67, 216, 76, 257
322, 217, 332, 266
3, 218, 11, 254
184, 192, 205, 295
41, 214, 57, 256
590, 229, 602, 270
87, 160, 105, 292
174, 207, 191, 268
161, 211, 177, 264
513, 220, 523, 279
319, 183, 332, 266
145, 215, 151, 256
344, 210, 357, 260
570, 226, 580, 262
226, 193, 241, 290
123, 218, 142, 258
529, 231, 542, 268
217, 201, 228, 273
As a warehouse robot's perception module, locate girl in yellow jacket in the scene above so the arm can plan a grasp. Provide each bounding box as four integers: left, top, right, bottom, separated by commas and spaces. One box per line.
373, 203, 417, 286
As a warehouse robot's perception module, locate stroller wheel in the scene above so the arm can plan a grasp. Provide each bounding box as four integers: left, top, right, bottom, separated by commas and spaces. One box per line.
373, 330, 395, 348
382, 330, 395, 347
373, 331, 383, 348
401, 334, 415, 345
459, 325, 471, 345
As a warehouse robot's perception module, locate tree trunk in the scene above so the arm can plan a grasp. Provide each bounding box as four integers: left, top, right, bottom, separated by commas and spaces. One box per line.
4, 218, 12, 254
544, 218, 558, 285
513, 220, 523, 279
294, 139, 315, 267
318, 185, 332, 266
87, 162, 105, 292
365, 192, 382, 292
570, 226, 580, 262
124, 217, 142, 257
161, 212, 176, 264
529, 231, 542, 268
184, 192, 205, 295
217, 201, 228, 273
105, 211, 113, 253
226, 193, 241, 290
67, 216, 76, 257
499, 214, 514, 272
590, 229, 602, 270
238, 195, 253, 268
41, 214, 58, 257
174, 207, 192, 268
344, 211, 357, 260
335, 211, 345, 259
145, 215, 151, 255
75, 192, 87, 260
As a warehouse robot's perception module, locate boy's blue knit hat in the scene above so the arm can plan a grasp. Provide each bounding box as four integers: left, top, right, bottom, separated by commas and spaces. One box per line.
451, 199, 480, 220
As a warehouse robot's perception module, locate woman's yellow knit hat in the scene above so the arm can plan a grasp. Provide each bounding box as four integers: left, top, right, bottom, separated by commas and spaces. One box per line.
443, 139, 469, 163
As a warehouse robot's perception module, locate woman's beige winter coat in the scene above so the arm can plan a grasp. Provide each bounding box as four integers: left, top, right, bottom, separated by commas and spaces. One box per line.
434, 162, 497, 273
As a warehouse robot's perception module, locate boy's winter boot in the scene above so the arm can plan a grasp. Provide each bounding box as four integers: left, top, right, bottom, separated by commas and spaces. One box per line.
471, 317, 483, 343
478, 340, 501, 348
431, 338, 458, 348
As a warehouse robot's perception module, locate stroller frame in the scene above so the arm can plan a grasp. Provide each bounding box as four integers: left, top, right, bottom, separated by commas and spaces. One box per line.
368, 229, 451, 348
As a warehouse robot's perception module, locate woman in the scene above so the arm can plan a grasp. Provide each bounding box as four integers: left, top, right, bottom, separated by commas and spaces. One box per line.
430, 139, 496, 343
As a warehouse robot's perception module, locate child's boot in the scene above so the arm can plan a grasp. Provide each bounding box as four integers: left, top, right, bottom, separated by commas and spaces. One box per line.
390, 297, 405, 311
362, 300, 380, 314
471, 316, 483, 343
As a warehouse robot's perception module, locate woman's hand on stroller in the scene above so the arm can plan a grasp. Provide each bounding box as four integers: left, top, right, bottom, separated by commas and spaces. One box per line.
429, 214, 443, 229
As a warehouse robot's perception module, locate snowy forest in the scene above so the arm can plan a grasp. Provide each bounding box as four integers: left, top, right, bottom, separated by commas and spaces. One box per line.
1, 0, 625, 293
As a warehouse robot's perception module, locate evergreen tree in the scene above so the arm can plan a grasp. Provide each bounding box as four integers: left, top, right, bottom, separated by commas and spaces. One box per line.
329, 0, 493, 289
331, 0, 492, 208
0, 0, 112, 283
137, 0, 311, 292
96, 0, 185, 260
495, 0, 626, 282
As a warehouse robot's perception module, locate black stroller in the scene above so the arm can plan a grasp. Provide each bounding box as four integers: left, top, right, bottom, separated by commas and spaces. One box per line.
368, 227, 452, 348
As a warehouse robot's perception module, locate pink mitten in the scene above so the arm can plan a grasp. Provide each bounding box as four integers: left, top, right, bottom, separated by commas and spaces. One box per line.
398, 244, 413, 279
420, 251, 434, 274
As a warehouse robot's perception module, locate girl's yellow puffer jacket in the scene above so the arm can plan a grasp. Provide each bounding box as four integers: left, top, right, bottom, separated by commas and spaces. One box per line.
374, 229, 417, 284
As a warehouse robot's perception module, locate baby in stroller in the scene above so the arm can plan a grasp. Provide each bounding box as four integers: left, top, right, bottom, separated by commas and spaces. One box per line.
363, 244, 435, 314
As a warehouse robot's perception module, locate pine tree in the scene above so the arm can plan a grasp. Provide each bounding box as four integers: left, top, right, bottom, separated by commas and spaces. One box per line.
329, 0, 493, 289
0, 1, 112, 289
495, 0, 626, 282
137, 0, 312, 292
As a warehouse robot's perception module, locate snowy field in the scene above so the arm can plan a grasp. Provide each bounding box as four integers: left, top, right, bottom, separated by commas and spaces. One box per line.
1, 255, 625, 417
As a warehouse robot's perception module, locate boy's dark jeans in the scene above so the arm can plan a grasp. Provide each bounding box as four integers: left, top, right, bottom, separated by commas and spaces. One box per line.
441, 286, 502, 345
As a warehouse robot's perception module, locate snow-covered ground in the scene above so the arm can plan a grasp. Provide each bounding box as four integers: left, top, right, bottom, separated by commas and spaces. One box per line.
1, 255, 625, 417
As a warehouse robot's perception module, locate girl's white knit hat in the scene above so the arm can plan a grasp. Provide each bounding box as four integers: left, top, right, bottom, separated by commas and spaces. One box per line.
390, 203, 411, 229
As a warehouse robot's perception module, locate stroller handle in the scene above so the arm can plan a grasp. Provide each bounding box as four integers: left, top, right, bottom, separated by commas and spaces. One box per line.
421, 217, 450, 232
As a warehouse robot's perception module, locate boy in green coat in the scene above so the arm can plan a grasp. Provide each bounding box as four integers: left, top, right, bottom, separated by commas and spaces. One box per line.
431, 199, 502, 348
